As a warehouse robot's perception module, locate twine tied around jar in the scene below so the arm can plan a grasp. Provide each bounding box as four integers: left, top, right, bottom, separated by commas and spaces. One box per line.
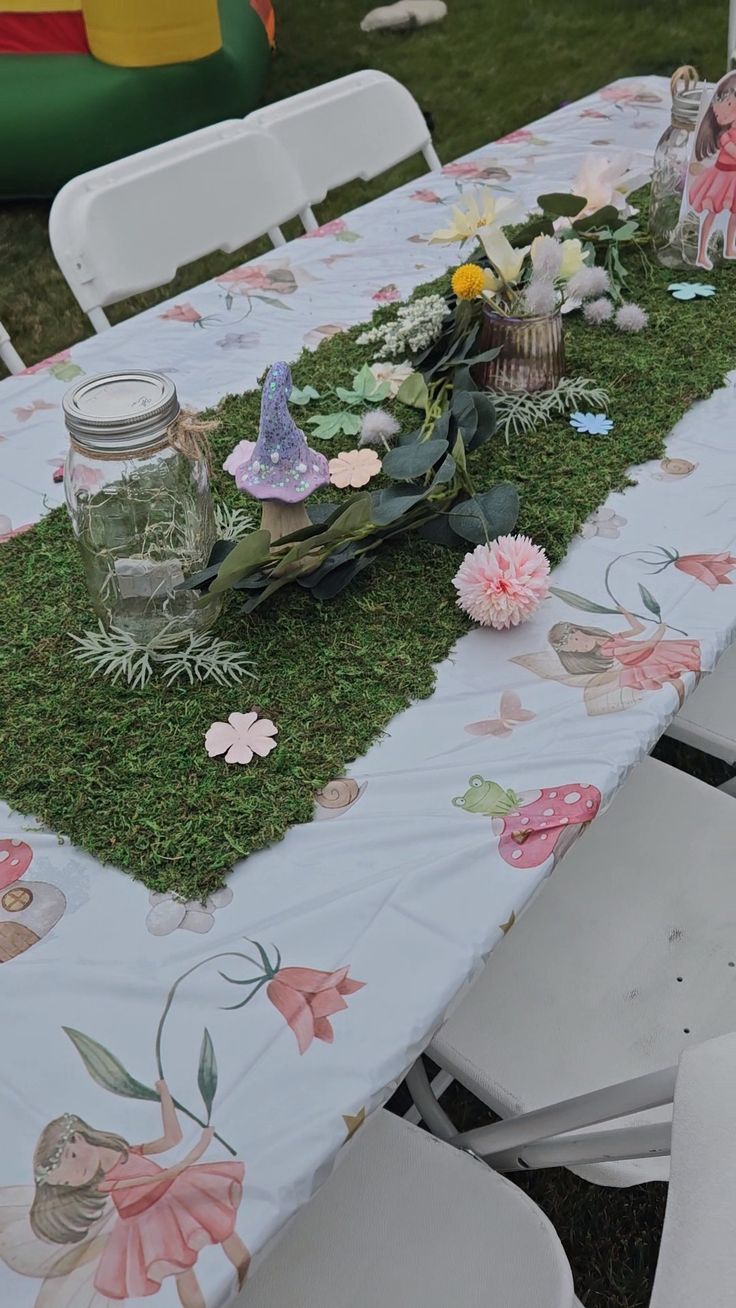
69, 409, 217, 469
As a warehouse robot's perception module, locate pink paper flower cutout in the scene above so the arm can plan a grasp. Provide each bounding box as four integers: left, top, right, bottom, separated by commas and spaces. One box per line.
205, 712, 278, 765
160, 303, 203, 325
328, 448, 382, 488
223, 439, 256, 476
267, 965, 365, 1054
453, 535, 550, 630
674, 552, 736, 590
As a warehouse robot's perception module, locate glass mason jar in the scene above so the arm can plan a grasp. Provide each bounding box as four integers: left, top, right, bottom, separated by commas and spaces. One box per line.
63, 371, 221, 642
649, 68, 709, 269
474, 308, 565, 394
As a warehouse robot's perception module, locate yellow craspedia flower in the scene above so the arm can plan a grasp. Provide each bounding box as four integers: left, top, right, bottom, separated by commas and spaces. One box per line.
451, 263, 486, 300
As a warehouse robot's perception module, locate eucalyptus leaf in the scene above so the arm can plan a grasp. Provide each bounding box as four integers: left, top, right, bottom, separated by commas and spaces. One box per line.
572, 205, 621, 232
371, 483, 427, 525
308, 554, 375, 600
417, 515, 463, 547
197, 1028, 218, 1123
382, 439, 448, 481
510, 215, 555, 247
430, 454, 457, 488
451, 345, 503, 368
241, 572, 293, 611
550, 586, 620, 615
448, 483, 520, 544
211, 529, 272, 594
63, 1027, 159, 1101
464, 391, 497, 451
322, 493, 374, 539
538, 192, 586, 218
308, 503, 341, 525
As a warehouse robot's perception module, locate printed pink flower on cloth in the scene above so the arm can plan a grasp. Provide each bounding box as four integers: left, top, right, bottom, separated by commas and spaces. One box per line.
205, 712, 278, 765
217, 265, 272, 292
674, 552, 736, 590
442, 161, 486, 178
267, 965, 366, 1054
411, 189, 442, 203
372, 284, 400, 303
303, 218, 347, 237
21, 349, 73, 375
0, 516, 33, 544
159, 303, 204, 325
497, 128, 534, 145
453, 535, 550, 630
223, 439, 256, 477
328, 448, 382, 488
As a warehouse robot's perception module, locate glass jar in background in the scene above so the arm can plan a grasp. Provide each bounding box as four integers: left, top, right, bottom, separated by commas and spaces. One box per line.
63, 372, 221, 643
649, 66, 709, 269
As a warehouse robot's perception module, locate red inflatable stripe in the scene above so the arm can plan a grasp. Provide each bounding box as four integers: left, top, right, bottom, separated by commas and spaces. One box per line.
0, 11, 89, 54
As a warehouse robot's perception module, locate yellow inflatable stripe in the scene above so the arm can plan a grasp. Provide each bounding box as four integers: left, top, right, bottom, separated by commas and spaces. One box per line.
82, 0, 222, 68
0, 1, 81, 11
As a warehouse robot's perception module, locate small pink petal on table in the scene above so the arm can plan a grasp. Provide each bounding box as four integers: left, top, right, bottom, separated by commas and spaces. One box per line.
205, 711, 278, 766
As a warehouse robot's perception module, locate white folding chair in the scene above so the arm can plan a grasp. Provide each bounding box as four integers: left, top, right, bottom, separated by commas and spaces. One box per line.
666, 642, 736, 791
49, 121, 311, 332
406, 756, 736, 1186
241, 1033, 736, 1308
246, 70, 441, 232
0, 317, 25, 374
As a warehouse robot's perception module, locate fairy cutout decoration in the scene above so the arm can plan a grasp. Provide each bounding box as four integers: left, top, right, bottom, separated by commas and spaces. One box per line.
682, 71, 736, 269
513, 547, 704, 716
0, 1086, 250, 1308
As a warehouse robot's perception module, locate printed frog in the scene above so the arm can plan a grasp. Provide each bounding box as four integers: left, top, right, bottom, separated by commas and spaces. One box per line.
453, 777, 601, 869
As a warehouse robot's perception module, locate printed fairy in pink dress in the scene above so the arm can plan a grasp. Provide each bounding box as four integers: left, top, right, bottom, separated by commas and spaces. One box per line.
23, 1081, 250, 1308
686, 71, 736, 268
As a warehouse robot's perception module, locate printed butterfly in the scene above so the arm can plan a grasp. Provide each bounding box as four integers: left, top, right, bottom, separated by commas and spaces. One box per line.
465, 691, 536, 738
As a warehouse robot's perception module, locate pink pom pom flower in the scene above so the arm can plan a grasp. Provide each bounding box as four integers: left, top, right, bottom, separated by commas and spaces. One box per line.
452, 535, 550, 630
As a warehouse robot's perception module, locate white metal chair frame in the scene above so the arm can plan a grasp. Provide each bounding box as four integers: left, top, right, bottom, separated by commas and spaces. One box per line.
247, 70, 441, 232
0, 318, 24, 373
49, 121, 311, 333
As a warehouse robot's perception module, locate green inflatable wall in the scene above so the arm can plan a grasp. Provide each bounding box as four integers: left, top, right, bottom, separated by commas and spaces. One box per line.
0, 0, 271, 198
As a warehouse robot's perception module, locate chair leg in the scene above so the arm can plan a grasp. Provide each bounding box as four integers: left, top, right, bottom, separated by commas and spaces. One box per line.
405, 1057, 458, 1141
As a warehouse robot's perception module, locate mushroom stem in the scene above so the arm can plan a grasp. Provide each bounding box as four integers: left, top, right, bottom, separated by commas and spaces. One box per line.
260, 499, 311, 543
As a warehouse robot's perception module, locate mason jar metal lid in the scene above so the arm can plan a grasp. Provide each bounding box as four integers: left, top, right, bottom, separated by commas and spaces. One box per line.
62, 371, 179, 455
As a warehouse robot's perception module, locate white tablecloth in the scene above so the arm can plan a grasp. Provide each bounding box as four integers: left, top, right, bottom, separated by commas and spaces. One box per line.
3, 77, 736, 1308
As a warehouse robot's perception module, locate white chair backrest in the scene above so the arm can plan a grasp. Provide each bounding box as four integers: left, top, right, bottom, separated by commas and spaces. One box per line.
0, 318, 24, 374
649, 1031, 736, 1308
247, 71, 441, 228
49, 121, 311, 330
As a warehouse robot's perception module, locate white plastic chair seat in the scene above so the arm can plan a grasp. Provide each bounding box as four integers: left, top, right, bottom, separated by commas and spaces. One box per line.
666, 642, 736, 765
242, 1110, 576, 1308
428, 757, 736, 1186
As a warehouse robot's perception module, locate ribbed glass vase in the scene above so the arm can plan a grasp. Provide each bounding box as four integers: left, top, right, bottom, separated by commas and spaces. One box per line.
475, 308, 566, 394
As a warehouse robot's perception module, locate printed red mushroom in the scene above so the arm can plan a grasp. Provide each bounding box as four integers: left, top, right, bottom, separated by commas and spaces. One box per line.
496, 783, 601, 869
0, 839, 33, 890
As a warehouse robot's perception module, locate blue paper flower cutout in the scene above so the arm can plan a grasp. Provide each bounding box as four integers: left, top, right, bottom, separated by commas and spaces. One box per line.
569, 411, 614, 436
667, 282, 716, 300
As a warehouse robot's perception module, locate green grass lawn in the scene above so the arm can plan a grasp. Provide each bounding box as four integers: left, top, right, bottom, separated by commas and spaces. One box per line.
0, 0, 730, 373
1, 2, 732, 1301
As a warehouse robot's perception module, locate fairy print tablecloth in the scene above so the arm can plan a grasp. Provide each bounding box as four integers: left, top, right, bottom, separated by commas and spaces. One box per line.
3, 77, 736, 1308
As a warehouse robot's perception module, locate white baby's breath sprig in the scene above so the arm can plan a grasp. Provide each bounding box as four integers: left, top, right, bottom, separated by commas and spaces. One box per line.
357, 294, 449, 357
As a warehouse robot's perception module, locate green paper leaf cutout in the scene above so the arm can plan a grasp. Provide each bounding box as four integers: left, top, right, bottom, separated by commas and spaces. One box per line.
51, 363, 84, 381
537, 192, 586, 218
211, 528, 272, 594
449, 484, 519, 544
638, 583, 662, 619
550, 586, 620, 614
197, 1028, 218, 1123
334, 386, 362, 406
396, 371, 430, 411
63, 1027, 159, 1102
308, 411, 362, 439
350, 363, 390, 402
382, 438, 448, 481
290, 385, 321, 406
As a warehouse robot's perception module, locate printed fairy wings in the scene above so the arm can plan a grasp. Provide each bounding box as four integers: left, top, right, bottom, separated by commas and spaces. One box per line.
511, 650, 640, 716
0, 1189, 115, 1308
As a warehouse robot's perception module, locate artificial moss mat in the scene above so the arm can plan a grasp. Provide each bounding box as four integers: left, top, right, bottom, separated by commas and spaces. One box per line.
2, 238, 735, 898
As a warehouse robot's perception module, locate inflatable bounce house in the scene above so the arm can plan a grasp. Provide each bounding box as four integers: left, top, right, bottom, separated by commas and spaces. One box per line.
0, 0, 276, 197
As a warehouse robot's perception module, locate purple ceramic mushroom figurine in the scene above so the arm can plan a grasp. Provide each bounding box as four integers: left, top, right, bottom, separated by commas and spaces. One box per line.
235, 361, 329, 540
